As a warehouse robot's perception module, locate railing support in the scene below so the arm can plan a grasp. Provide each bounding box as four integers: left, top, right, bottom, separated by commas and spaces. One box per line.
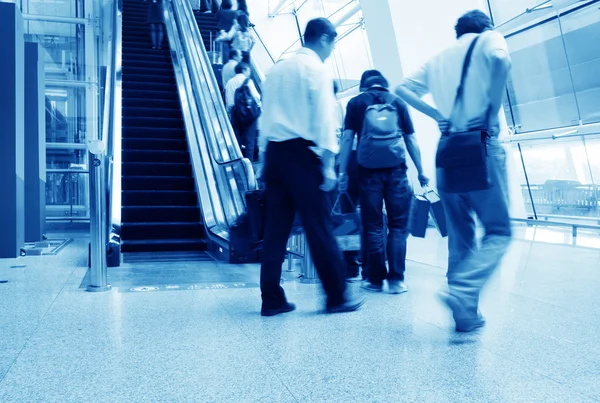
300, 233, 319, 283
87, 141, 111, 292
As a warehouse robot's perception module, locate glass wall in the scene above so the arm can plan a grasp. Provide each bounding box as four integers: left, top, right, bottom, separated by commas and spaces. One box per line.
17, 0, 104, 222
248, 0, 373, 92
490, 0, 600, 223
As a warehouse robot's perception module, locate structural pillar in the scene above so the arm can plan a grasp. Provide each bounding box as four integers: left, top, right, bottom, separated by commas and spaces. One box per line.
0, 3, 25, 258
24, 42, 46, 243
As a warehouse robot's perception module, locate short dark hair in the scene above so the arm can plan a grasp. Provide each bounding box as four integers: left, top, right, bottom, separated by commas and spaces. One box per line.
333, 81, 339, 95
235, 62, 250, 74
237, 13, 250, 30
303, 18, 337, 45
221, 0, 233, 10
229, 49, 241, 60
455, 10, 493, 38
359, 70, 383, 90
363, 74, 389, 90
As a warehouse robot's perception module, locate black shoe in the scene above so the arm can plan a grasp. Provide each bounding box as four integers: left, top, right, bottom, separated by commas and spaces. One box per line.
261, 302, 296, 317
325, 297, 364, 314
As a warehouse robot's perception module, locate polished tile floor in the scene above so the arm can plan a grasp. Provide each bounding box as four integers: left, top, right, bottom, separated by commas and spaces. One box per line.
1, 228, 600, 402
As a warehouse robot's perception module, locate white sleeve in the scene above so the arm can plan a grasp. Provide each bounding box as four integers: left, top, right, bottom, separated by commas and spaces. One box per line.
481, 31, 510, 61
401, 63, 430, 99
307, 66, 338, 154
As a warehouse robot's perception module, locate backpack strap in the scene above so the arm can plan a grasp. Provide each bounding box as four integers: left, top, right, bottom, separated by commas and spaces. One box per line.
242, 77, 251, 87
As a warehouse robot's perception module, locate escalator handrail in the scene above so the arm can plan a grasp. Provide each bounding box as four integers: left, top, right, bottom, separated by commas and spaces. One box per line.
163, 0, 231, 242
105, 0, 123, 244
171, 0, 252, 222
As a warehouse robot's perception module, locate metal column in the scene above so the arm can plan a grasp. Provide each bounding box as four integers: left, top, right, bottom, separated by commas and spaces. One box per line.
300, 233, 319, 284
87, 142, 111, 292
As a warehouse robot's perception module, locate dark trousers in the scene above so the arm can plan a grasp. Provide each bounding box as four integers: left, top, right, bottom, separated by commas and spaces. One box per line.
333, 151, 362, 277
200, 0, 219, 12
261, 138, 347, 309
232, 117, 258, 162
241, 50, 250, 64
359, 165, 412, 285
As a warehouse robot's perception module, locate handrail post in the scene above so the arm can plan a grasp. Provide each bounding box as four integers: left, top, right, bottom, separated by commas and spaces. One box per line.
87, 140, 111, 292
300, 232, 319, 283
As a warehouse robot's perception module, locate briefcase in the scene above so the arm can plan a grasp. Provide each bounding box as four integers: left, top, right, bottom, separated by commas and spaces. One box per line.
424, 190, 447, 238
409, 194, 430, 238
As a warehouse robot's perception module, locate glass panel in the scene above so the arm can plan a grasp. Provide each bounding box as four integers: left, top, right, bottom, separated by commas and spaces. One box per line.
518, 137, 599, 219
46, 148, 87, 169
45, 172, 90, 219
559, 4, 600, 124
24, 21, 86, 81
21, 0, 83, 18
505, 19, 580, 132
327, 21, 371, 91
45, 87, 87, 143
488, 0, 550, 26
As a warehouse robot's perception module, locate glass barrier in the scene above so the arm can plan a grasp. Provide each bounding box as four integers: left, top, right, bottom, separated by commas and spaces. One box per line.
46, 171, 90, 220
495, 0, 600, 133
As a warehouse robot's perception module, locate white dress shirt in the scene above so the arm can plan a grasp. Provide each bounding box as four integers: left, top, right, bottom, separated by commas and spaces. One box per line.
225, 73, 261, 111
221, 59, 238, 90
402, 31, 510, 133
258, 48, 338, 155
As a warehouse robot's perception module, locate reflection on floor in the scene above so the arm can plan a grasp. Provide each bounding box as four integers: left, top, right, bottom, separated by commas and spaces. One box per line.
1, 229, 600, 402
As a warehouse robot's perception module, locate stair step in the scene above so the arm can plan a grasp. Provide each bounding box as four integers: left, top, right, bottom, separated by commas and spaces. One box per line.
122, 107, 181, 119
122, 127, 185, 139
123, 81, 176, 92
123, 116, 183, 129
122, 190, 197, 206
121, 222, 204, 241
121, 59, 173, 69
123, 89, 179, 101
122, 176, 194, 191
123, 97, 180, 110
122, 162, 192, 177
122, 73, 175, 84
122, 149, 189, 163
122, 137, 187, 150
121, 239, 207, 253
122, 206, 200, 222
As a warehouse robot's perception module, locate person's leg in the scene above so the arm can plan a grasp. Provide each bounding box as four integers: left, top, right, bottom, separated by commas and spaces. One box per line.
447, 141, 512, 324
242, 51, 250, 64
149, 23, 157, 49
157, 23, 164, 50
260, 144, 296, 313
242, 120, 257, 162
359, 169, 386, 290
288, 141, 354, 309
382, 167, 412, 290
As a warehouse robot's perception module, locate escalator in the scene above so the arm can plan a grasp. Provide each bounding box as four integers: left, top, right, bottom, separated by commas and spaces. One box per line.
120, 0, 207, 253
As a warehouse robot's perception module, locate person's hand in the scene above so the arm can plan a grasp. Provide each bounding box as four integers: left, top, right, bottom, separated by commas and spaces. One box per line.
338, 173, 349, 192
437, 118, 452, 133
320, 168, 337, 192
418, 173, 429, 187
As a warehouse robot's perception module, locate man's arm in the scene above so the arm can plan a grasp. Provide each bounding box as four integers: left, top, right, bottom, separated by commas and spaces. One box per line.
338, 129, 355, 175
394, 85, 444, 122
487, 49, 511, 123
249, 80, 262, 107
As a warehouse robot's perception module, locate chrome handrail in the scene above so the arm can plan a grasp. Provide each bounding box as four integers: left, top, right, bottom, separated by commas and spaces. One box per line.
104, 0, 123, 258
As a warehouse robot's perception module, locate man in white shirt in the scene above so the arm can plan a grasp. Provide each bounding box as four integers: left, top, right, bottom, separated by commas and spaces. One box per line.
225, 62, 261, 160
257, 18, 364, 316
225, 62, 261, 113
395, 10, 512, 332
222, 49, 242, 90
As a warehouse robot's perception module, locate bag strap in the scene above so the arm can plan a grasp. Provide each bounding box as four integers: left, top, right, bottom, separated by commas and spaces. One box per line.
448, 36, 481, 128
332, 192, 356, 215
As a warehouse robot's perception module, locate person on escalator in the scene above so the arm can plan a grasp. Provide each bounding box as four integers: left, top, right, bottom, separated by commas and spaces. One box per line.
222, 49, 242, 90
215, 0, 237, 63
217, 13, 254, 64
226, 62, 261, 161
144, 0, 165, 50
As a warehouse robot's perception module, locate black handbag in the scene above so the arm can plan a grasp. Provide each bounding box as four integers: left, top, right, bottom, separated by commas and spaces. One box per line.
435, 35, 492, 194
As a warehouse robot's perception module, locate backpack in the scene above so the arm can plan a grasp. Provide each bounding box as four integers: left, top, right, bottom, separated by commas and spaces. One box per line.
233, 78, 260, 127
356, 93, 406, 169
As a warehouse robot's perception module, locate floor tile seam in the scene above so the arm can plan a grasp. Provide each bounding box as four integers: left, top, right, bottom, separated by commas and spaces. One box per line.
209, 289, 302, 403
0, 262, 83, 385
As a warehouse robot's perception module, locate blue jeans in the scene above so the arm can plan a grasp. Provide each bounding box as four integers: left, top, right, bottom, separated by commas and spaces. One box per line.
359, 165, 412, 285
439, 138, 512, 316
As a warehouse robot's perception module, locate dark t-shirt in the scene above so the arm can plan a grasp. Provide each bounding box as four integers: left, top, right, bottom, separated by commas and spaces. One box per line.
344, 87, 415, 140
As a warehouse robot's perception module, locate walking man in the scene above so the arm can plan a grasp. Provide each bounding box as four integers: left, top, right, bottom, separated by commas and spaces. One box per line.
257, 18, 364, 316
395, 10, 513, 332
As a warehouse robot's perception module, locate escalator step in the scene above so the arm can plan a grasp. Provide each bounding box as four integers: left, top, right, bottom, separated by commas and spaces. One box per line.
122, 107, 182, 119
121, 222, 204, 240
122, 127, 184, 139
122, 149, 189, 163
121, 239, 207, 253
122, 97, 180, 110
122, 162, 192, 177
122, 176, 194, 191
122, 190, 197, 206
122, 206, 200, 223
